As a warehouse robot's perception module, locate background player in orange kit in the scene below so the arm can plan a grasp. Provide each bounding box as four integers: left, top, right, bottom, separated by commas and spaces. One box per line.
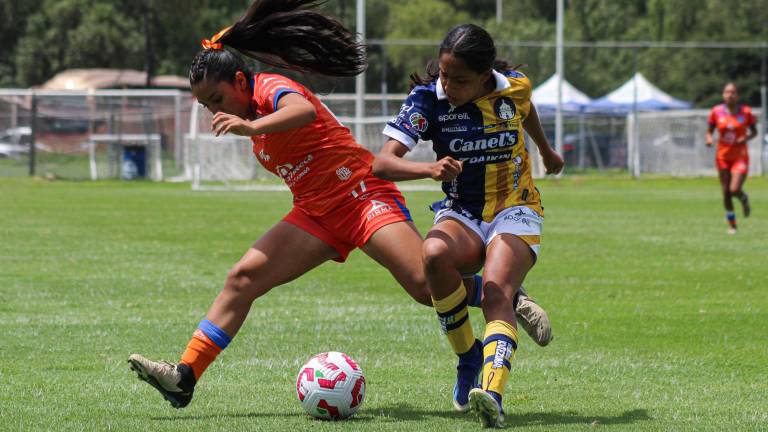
127, 0, 551, 409
706, 82, 757, 234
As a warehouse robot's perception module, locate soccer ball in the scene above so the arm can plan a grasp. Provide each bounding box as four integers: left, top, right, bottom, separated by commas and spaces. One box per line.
296, 351, 366, 420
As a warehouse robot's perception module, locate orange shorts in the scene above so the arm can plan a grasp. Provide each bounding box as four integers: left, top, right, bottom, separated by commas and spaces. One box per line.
716, 157, 749, 174
283, 175, 412, 262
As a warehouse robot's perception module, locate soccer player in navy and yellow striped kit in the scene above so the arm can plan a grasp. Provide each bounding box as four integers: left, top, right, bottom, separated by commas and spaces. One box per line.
375, 24, 564, 428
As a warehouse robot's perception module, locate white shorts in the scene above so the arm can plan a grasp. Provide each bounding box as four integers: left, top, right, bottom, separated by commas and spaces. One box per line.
433, 203, 543, 258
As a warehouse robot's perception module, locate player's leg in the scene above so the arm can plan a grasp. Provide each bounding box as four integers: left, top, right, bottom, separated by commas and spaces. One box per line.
129, 221, 338, 408
729, 166, 750, 218
469, 233, 535, 428
718, 168, 737, 232
423, 218, 486, 412
360, 220, 431, 306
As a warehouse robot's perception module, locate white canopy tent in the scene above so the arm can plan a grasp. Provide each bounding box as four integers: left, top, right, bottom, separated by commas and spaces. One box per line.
532, 74, 592, 112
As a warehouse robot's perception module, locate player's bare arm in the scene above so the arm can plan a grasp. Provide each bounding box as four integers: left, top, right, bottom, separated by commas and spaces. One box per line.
522, 102, 564, 174
373, 139, 462, 181
213, 92, 316, 137
737, 124, 758, 145
705, 124, 715, 146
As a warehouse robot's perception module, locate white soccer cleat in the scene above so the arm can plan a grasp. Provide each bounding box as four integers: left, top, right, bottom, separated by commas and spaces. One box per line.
128, 354, 196, 408
515, 287, 553, 346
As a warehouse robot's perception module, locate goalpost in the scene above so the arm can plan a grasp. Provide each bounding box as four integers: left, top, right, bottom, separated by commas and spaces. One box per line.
629, 109, 764, 177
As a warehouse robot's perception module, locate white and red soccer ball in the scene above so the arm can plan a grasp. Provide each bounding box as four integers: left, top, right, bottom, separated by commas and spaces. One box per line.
296, 351, 366, 420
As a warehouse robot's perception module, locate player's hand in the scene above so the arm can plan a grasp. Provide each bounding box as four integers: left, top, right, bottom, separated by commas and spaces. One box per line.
542, 148, 564, 175
212, 112, 257, 137
705, 136, 713, 147
430, 156, 463, 181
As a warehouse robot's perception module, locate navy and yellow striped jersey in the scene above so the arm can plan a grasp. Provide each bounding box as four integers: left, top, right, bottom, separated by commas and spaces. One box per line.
383, 70, 542, 222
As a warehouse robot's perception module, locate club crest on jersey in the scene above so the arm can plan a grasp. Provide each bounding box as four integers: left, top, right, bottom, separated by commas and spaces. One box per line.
494, 97, 516, 120
366, 199, 393, 221
409, 112, 428, 132
336, 166, 352, 181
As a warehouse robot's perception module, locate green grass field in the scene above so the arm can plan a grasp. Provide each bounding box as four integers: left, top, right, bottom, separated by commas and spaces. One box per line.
1, 176, 766, 431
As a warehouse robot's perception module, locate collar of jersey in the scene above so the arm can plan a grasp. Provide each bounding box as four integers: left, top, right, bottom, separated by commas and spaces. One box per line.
435, 70, 511, 101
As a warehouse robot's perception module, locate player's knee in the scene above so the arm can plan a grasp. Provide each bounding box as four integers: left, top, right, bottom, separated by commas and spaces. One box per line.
422, 238, 453, 273
224, 265, 267, 301
729, 186, 742, 195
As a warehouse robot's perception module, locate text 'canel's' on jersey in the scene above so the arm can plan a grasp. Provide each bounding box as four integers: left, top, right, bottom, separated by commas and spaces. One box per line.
384, 70, 543, 222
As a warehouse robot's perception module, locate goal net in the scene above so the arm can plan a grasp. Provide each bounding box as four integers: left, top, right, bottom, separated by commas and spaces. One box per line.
629, 109, 764, 177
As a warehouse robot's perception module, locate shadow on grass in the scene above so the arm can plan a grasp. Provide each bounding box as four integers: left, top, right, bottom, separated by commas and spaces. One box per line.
151, 406, 651, 428
506, 409, 652, 428
150, 411, 374, 423
370, 404, 651, 428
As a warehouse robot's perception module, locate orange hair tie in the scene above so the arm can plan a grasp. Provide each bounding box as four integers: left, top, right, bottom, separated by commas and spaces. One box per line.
202, 26, 232, 50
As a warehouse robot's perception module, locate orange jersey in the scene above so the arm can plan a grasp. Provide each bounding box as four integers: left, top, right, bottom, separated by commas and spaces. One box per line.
249, 73, 374, 216
708, 104, 755, 161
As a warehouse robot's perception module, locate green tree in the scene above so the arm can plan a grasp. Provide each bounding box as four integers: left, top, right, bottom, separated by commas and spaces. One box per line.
384, 0, 471, 90
15, 0, 144, 86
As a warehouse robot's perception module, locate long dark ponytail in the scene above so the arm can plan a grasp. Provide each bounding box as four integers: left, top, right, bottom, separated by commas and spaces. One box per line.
190, 0, 366, 87
410, 24, 519, 88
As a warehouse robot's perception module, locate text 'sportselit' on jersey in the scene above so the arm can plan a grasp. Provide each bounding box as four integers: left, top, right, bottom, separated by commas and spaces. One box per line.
250, 73, 374, 216
384, 70, 542, 222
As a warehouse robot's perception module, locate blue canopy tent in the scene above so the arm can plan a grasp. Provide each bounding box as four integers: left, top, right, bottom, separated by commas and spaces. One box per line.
587, 73, 692, 176
587, 72, 691, 112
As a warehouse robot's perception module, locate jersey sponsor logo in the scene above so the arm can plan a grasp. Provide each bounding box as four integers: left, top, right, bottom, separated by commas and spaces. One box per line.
335, 166, 352, 181
276, 154, 313, 187
258, 149, 270, 161
409, 112, 428, 132
458, 153, 513, 165
438, 112, 470, 122
366, 199, 393, 221
492, 340, 513, 369
494, 97, 516, 120
441, 126, 468, 133
502, 207, 533, 226
448, 131, 518, 153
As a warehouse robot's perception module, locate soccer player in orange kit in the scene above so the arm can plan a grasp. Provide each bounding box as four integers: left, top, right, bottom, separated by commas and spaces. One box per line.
706, 82, 757, 234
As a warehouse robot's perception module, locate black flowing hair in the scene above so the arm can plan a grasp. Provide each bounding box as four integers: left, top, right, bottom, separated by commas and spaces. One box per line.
410, 24, 520, 88
190, 0, 367, 87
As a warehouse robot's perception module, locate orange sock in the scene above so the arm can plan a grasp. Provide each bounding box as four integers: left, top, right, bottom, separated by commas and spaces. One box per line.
180, 329, 223, 380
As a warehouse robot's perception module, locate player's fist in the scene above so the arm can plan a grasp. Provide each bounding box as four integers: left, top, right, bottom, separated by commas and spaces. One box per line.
542, 148, 564, 175
430, 156, 463, 181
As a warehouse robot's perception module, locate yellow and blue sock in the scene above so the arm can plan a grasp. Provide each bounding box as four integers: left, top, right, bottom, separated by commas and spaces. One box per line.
432, 284, 476, 355
481, 320, 518, 406
180, 319, 232, 380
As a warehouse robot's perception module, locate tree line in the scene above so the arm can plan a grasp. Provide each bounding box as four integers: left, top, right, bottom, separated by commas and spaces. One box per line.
1, 0, 766, 107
